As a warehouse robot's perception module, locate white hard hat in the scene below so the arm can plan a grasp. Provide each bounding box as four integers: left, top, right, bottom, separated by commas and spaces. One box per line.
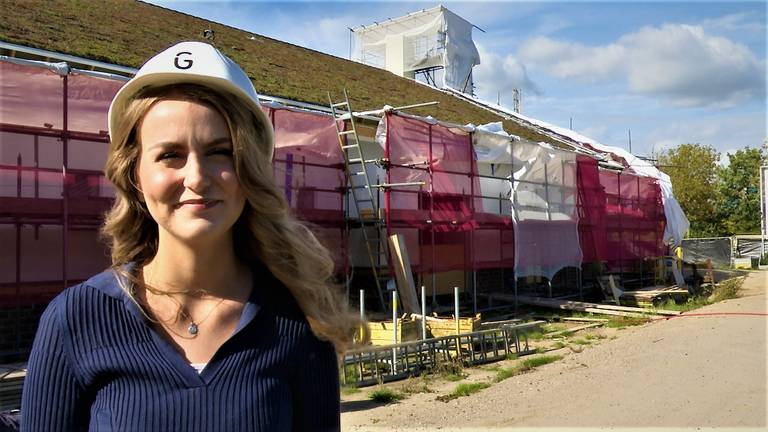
108, 41, 274, 159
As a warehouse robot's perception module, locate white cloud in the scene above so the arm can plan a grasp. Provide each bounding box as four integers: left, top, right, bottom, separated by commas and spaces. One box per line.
473, 44, 541, 103
518, 23, 766, 108
700, 12, 766, 35
645, 113, 765, 159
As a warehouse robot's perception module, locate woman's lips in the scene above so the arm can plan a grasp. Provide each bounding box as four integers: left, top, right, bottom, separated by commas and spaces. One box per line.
176, 199, 220, 209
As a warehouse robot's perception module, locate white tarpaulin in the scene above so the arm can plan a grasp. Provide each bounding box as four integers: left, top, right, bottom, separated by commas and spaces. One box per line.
448, 92, 691, 247
511, 141, 582, 279
352, 5, 480, 93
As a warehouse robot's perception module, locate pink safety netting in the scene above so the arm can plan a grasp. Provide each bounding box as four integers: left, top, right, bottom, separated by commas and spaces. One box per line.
1, 61, 349, 312
585, 167, 667, 272
384, 113, 514, 274
265, 106, 346, 269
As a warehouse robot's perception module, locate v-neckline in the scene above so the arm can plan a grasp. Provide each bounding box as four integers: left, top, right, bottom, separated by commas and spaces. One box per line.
120, 265, 264, 387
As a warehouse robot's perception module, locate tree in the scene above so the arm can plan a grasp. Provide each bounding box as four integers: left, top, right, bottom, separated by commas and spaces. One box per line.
716, 147, 765, 235
657, 143, 723, 237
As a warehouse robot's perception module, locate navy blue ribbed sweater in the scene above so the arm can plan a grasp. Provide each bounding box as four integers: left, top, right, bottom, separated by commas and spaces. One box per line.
20, 266, 340, 431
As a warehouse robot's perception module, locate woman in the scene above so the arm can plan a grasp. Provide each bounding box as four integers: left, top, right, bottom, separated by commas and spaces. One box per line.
21, 41, 359, 431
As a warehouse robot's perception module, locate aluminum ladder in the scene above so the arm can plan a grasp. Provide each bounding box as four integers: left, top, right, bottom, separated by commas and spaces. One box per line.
329, 89, 389, 310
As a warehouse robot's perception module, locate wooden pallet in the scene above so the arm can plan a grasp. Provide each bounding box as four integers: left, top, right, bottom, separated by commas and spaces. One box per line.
367, 318, 419, 345
425, 314, 482, 338
620, 286, 689, 307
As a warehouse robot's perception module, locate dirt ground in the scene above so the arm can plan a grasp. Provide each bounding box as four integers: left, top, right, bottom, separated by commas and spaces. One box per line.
341, 271, 767, 431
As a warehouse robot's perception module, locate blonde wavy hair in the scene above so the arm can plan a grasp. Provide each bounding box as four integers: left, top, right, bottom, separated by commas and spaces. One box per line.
102, 84, 362, 353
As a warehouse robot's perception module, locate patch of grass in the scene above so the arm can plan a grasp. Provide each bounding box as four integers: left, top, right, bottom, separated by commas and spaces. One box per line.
572, 338, 591, 346
526, 331, 545, 341
551, 341, 566, 350
657, 297, 710, 312
495, 354, 564, 382
368, 387, 403, 404
341, 384, 360, 395
495, 366, 524, 381
605, 316, 649, 329
400, 376, 432, 395
430, 358, 466, 382
541, 323, 567, 332
520, 355, 563, 369
710, 278, 743, 302
436, 382, 491, 402
506, 352, 519, 360
444, 373, 466, 382
553, 330, 574, 338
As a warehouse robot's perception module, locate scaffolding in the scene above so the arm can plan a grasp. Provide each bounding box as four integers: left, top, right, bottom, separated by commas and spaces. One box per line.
1, 56, 671, 363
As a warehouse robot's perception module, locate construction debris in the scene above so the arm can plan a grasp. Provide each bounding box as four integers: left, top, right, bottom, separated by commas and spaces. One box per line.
514, 296, 678, 318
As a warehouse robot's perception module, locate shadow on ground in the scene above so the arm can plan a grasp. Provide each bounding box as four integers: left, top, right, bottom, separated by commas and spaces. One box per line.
341, 399, 393, 413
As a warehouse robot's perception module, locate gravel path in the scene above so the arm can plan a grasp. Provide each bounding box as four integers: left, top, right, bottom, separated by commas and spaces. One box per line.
342, 271, 767, 431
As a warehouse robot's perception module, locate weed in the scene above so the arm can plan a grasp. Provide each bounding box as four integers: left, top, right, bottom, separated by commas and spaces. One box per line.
444, 373, 466, 382
494, 354, 564, 382
400, 376, 432, 395
341, 384, 360, 395
437, 382, 491, 402
526, 331, 545, 341
605, 316, 649, 329
541, 323, 567, 332
572, 338, 590, 346
495, 366, 523, 381
551, 341, 566, 350
584, 334, 597, 340
657, 297, 710, 312
506, 352, 519, 360
520, 354, 563, 369
368, 387, 403, 404
710, 278, 743, 303
340, 364, 360, 385
431, 357, 465, 379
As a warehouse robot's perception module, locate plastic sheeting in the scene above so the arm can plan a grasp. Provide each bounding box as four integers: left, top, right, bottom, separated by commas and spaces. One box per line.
681, 237, 732, 267
735, 236, 766, 259
600, 169, 667, 272
352, 5, 480, 93
1, 59, 349, 291
383, 112, 514, 274
440, 93, 690, 247
511, 140, 581, 279
265, 106, 347, 269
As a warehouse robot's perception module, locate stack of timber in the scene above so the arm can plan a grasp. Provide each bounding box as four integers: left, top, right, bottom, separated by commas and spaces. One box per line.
367, 318, 419, 345
619, 286, 689, 307
425, 314, 482, 338
514, 296, 681, 319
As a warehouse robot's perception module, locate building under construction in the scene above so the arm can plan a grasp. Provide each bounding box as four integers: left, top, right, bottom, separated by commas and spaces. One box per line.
0, 1, 689, 364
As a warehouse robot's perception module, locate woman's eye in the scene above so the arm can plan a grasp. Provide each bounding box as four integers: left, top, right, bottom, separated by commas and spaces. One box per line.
157, 151, 179, 161
210, 148, 233, 157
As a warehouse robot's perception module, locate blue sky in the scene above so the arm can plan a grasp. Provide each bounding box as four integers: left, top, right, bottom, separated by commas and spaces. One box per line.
147, 1, 766, 163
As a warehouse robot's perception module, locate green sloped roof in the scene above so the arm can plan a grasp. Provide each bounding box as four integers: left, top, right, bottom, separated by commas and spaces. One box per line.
0, 0, 558, 144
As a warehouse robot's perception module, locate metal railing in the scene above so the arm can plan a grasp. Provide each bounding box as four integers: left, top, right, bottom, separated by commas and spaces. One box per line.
341, 321, 544, 386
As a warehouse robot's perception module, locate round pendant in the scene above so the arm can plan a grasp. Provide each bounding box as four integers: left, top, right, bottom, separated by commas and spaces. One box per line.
187, 323, 199, 335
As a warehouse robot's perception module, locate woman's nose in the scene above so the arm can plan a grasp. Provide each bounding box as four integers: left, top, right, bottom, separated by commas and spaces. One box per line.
182, 154, 211, 191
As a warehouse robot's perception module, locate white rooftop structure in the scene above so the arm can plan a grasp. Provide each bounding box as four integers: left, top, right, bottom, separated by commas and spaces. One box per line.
352, 5, 481, 94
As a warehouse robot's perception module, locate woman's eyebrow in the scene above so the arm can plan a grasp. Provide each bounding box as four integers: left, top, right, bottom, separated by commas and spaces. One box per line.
145, 137, 231, 152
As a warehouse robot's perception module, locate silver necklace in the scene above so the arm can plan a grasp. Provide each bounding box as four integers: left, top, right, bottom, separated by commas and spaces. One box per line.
177, 297, 226, 336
